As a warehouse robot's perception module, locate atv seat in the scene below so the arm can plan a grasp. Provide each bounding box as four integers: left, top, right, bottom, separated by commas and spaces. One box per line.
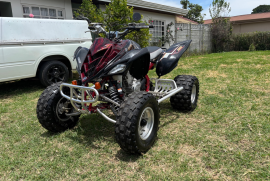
147, 46, 164, 61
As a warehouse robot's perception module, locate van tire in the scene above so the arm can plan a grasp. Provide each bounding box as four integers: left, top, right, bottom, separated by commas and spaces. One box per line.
38, 61, 69, 87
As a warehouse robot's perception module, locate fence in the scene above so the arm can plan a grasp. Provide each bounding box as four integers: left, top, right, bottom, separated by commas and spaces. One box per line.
175, 23, 212, 53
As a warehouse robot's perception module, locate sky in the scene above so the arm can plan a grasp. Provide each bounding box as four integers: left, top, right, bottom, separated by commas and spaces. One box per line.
144, 0, 270, 20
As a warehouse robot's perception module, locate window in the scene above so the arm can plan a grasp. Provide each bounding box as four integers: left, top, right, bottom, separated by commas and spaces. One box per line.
149, 20, 165, 46
22, 5, 64, 19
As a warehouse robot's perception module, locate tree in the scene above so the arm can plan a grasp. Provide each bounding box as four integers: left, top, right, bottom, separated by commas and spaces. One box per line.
209, 0, 231, 18
209, 0, 232, 52
74, 0, 151, 48
251, 5, 270, 14
180, 0, 189, 9
74, 0, 103, 23
187, 3, 204, 24
103, 0, 133, 31
180, 0, 205, 24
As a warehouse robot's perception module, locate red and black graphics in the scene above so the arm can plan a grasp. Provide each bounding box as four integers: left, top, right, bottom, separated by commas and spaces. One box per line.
156, 40, 192, 77
79, 38, 137, 83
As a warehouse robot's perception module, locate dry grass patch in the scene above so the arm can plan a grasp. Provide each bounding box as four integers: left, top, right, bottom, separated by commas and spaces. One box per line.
0, 97, 14, 104
205, 70, 227, 78
204, 89, 225, 97
258, 55, 270, 60
219, 64, 228, 68
196, 57, 206, 60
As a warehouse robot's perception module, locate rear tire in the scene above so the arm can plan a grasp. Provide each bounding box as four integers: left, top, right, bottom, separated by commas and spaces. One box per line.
170, 75, 199, 112
115, 92, 160, 154
38, 61, 69, 87
36, 82, 80, 132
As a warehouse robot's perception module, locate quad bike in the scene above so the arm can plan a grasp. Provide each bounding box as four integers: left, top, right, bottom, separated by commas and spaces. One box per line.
36, 13, 199, 154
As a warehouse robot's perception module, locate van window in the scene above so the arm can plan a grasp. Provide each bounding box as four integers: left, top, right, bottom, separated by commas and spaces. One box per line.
22, 5, 65, 19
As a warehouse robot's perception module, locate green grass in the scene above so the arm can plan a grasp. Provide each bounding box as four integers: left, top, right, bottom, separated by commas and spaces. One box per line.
0, 51, 270, 180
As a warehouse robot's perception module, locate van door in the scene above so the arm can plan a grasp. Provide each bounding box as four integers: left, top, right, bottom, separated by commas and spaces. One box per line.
0, 18, 6, 82
2, 44, 37, 80
0, 48, 4, 73
0, 18, 37, 81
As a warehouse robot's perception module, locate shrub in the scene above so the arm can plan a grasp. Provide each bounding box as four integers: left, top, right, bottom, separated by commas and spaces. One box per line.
209, 0, 232, 52
249, 43, 256, 51
229, 31, 270, 51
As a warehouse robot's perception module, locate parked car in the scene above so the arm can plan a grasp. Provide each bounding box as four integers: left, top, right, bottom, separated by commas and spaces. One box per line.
0, 17, 92, 86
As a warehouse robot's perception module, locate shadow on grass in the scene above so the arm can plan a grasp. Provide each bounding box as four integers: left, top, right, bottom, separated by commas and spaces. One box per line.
0, 79, 44, 97
158, 101, 185, 128
40, 100, 182, 162
40, 112, 141, 161
115, 149, 141, 162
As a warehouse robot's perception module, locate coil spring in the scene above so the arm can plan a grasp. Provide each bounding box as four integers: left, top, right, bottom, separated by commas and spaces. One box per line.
108, 86, 120, 112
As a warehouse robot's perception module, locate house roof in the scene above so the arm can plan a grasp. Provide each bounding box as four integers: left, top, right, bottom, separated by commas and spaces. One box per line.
176, 16, 198, 24
204, 12, 270, 24
97, 0, 189, 15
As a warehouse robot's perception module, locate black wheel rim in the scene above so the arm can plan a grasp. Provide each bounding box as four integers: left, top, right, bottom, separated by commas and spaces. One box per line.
46, 65, 66, 84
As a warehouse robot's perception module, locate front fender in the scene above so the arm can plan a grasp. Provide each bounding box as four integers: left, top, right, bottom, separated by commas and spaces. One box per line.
73, 47, 89, 75
128, 47, 150, 79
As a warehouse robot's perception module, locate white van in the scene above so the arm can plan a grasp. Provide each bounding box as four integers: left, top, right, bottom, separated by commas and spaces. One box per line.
0, 17, 92, 86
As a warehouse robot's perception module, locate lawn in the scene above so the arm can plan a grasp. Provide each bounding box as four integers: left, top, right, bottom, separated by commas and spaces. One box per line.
0, 51, 269, 180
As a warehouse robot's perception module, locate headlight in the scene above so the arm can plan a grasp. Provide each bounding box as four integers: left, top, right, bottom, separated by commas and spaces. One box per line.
108, 64, 126, 74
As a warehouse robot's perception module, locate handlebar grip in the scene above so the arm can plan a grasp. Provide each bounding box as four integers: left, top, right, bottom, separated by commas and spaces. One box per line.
88, 26, 95, 30
149, 25, 154, 28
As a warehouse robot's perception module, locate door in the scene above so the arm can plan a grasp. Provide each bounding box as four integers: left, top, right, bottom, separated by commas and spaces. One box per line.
1, 17, 38, 81
0, 17, 6, 82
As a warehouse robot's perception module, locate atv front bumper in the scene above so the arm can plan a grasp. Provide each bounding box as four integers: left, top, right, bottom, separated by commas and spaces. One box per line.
60, 83, 117, 123
60, 83, 99, 114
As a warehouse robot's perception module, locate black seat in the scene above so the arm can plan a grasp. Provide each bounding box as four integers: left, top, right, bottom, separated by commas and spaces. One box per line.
146, 46, 163, 61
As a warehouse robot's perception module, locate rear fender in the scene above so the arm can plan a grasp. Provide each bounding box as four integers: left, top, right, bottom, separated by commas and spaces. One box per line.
156, 40, 192, 77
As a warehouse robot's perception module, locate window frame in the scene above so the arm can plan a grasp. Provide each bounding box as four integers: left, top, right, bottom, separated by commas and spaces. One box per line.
149, 19, 166, 46
22, 5, 65, 19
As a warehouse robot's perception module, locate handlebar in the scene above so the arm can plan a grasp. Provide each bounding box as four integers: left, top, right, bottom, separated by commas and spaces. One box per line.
75, 15, 91, 24
125, 23, 154, 30
87, 22, 154, 40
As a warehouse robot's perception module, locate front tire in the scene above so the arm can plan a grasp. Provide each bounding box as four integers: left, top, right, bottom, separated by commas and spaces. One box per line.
115, 92, 160, 154
170, 75, 199, 112
36, 82, 80, 132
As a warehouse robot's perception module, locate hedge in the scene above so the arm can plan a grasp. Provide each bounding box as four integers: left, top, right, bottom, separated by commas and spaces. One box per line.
229, 31, 270, 51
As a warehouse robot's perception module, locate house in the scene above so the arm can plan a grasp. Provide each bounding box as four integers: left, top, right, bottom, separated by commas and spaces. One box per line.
204, 12, 270, 34
0, 0, 188, 48
176, 15, 198, 24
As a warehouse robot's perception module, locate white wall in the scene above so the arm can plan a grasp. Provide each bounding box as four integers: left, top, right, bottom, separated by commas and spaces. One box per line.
135, 9, 176, 48
233, 22, 270, 34
0, 0, 73, 19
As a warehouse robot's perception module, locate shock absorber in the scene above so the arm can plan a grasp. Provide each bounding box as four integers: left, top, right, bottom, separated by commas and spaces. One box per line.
108, 83, 121, 113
